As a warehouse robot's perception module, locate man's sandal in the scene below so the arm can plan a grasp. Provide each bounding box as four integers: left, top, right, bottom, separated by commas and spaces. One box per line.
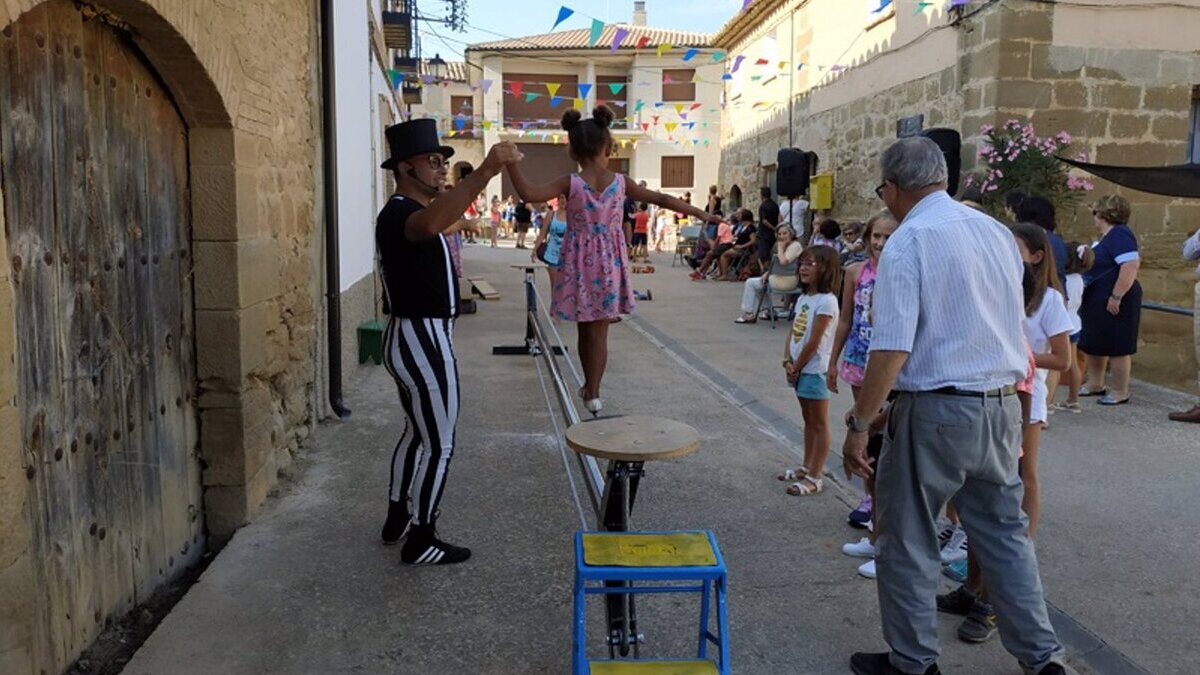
786, 475, 823, 496
776, 467, 807, 481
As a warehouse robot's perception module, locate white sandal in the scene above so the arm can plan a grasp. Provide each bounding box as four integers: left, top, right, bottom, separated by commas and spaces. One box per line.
776, 467, 807, 482
787, 475, 823, 496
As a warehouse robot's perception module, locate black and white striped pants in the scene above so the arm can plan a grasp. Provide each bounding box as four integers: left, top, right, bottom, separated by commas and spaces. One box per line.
383, 317, 460, 526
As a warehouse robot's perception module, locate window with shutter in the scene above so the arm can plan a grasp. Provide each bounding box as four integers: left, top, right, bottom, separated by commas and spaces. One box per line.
661, 156, 695, 188
662, 69, 695, 102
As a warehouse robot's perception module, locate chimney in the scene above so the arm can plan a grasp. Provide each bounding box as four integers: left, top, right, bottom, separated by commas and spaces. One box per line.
632, 1, 647, 26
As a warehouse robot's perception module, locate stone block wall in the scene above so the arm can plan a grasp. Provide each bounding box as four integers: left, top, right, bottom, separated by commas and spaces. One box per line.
0, 0, 323, 672
977, 0, 1200, 393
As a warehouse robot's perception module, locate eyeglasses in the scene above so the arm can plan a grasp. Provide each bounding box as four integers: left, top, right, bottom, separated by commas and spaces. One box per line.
411, 155, 448, 170
874, 183, 887, 199
798, 260, 819, 267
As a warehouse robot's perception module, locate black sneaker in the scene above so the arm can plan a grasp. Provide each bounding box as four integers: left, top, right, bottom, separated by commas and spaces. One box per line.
850, 652, 940, 675
936, 584, 977, 616
400, 525, 471, 565
380, 501, 411, 545
957, 599, 998, 644
1036, 665, 1066, 675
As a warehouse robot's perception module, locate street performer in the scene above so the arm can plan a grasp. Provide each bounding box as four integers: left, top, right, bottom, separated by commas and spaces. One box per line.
375, 118, 521, 565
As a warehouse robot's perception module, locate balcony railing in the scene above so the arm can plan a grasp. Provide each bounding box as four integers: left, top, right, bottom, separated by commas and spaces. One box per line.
382, 2, 413, 51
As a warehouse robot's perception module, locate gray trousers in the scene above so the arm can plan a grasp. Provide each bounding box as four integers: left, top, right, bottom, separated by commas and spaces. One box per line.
875, 391, 1064, 674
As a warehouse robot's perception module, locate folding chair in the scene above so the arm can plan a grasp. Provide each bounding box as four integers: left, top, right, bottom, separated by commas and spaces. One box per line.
757, 285, 804, 328
673, 226, 702, 267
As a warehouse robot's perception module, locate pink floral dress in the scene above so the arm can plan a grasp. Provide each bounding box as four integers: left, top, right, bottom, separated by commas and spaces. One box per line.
551, 174, 636, 322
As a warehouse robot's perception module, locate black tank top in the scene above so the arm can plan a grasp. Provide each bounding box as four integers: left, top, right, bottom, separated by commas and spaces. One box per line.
376, 195, 459, 318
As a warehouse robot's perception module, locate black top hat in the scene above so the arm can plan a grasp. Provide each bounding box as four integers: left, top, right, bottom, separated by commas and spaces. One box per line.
380, 118, 455, 170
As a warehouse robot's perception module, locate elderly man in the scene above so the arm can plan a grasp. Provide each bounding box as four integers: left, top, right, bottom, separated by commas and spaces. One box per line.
842, 137, 1066, 675
1170, 227, 1200, 423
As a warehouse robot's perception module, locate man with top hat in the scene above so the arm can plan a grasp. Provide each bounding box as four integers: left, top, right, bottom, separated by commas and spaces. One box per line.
376, 118, 522, 565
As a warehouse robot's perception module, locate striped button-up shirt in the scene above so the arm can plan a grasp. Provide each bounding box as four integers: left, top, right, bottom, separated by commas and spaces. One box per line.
870, 191, 1027, 392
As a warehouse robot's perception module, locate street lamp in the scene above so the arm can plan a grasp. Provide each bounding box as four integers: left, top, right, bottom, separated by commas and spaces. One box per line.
428, 53, 447, 82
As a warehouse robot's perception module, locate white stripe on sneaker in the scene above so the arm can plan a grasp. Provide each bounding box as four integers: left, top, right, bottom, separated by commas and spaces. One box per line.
431, 550, 445, 564
416, 548, 436, 564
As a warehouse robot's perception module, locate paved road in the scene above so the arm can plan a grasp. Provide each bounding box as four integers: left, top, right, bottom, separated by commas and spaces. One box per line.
126, 245, 1197, 674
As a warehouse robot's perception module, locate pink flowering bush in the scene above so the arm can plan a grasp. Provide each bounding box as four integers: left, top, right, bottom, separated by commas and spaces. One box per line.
967, 120, 1094, 213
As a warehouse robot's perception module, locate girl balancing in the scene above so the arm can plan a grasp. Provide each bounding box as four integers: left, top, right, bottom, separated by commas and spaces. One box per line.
506, 105, 720, 413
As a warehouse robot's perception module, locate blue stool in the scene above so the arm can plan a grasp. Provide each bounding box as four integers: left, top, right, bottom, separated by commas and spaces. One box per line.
573, 530, 730, 675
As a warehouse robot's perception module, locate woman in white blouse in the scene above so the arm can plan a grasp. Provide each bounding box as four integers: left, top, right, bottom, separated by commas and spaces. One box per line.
735, 225, 803, 324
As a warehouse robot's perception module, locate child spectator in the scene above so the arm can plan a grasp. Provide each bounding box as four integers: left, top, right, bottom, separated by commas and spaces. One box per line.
810, 217, 843, 252
781, 245, 842, 496
631, 203, 651, 260
531, 192, 569, 288
506, 105, 717, 413
838, 221, 867, 266
1049, 242, 1095, 413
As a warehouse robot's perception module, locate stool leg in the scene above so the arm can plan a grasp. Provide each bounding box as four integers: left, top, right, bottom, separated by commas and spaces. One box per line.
717, 576, 731, 675
573, 572, 587, 675
697, 579, 711, 659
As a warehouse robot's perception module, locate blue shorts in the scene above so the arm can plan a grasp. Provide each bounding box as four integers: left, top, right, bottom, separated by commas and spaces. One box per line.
794, 373, 830, 400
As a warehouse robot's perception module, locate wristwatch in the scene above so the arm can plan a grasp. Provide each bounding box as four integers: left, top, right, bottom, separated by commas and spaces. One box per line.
846, 411, 870, 434
1110, 293, 1123, 301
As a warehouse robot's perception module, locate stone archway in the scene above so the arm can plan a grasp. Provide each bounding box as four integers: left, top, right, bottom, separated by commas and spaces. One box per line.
0, 2, 269, 673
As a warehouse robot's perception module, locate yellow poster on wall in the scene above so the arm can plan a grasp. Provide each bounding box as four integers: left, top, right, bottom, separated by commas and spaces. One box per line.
811, 173, 833, 210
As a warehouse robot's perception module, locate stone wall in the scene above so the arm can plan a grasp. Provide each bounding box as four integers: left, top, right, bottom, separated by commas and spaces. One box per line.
0, 0, 323, 672
973, 0, 1200, 393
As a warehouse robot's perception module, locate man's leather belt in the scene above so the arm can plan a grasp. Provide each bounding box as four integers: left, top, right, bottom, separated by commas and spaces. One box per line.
923, 385, 1016, 398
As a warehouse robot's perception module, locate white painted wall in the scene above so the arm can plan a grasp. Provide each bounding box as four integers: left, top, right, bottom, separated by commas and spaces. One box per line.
334, 0, 399, 292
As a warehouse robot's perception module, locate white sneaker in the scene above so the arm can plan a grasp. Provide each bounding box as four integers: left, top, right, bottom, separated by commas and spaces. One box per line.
857, 559, 877, 579
578, 387, 603, 414
841, 537, 876, 559
940, 526, 968, 564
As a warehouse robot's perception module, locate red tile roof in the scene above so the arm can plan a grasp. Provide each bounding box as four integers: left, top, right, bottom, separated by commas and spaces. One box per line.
467, 24, 711, 52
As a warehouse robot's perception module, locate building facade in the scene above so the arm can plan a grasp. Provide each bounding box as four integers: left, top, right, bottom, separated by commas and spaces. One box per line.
460, 4, 722, 202
716, 0, 1200, 393
0, 0, 343, 671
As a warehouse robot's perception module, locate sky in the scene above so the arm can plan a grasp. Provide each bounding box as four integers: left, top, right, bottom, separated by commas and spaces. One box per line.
416, 0, 743, 61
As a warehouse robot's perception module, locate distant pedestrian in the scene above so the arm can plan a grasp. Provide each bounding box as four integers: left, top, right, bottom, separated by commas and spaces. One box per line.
1048, 243, 1094, 413
513, 199, 532, 249
756, 186, 780, 272
842, 136, 1066, 675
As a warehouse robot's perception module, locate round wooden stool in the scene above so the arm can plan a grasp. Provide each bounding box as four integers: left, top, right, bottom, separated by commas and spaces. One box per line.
566, 415, 699, 463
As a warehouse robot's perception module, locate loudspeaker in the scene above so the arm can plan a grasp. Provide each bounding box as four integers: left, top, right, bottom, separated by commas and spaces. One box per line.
776, 148, 814, 198
920, 128, 961, 197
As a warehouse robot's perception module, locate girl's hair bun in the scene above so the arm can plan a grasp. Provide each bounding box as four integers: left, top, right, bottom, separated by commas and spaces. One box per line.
561, 109, 583, 131
591, 104, 614, 129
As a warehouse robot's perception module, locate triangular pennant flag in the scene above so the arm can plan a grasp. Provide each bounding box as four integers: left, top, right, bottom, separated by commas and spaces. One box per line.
721, 73, 733, 80
693, 139, 699, 145
482, 120, 492, 130
674, 103, 685, 115
685, 122, 696, 129
588, 18, 604, 47
915, 1, 934, 13
572, 97, 584, 111
480, 79, 493, 93
578, 83, 593, 99
690, 103, 702, 110
652, 115, 660, 125
663, 74, 674, 84
525, 92, 538, 102
742, 0, 753, 10
634, 100, 645, 112
704, 139, 710, 146
612, 100, 627, 107
550, 96, 563, 107
830, 64, 845, 71
778, 61, 788, 70
656, 43, 672, 58
712, 51, 726, 62
691, 71, 702, 83
640, 122, 650, 131
750, 75, 762, 82
386, 69, 402, 89
551, 5, 574, 30
731, 55, 746, 73
682, 48, 699, 61
680, 112, 688, 121
754, 58, 769, 66
665, 122, 678, 132
546, 82, 561, 97
871, 0, 892, 13
635, 36, 651, 50
421, 74, 438, 84
454, 117, 465, 131
608, 82, 626, 95
611, 27, 630, 52
511, 81, 524, 96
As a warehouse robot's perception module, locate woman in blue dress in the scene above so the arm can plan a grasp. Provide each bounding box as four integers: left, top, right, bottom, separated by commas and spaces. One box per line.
1078, 194, 1142, 405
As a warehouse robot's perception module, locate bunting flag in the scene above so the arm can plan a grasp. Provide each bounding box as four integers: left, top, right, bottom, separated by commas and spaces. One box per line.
778, 61, 788, 70
871, 0, 892, 13
691, 71, 703, 83
546, 82, 561, 97
480, 79, 493, 93
652, 115, 660, 125
754, 58, 769, 66
525, 92, 538, 102
674, 103, 685, 115
578, 83, 592, 99
690, 103, 702, 110
635, 35, 651, 50
914, 1, 934, 13
712, 51, 727, 62
482, 120, 493, 130
550, 95, 564, 106
421, 74, 438, 84
682, 48, 699, 61
722, 73, 733, 80
656, 43, 672, 58
551, 5, 574, 30
640, 122, 650, 131
611, 27, 630, 52
663, 73, 674, 84
511, 81, 524, 96
588, 18, 604, 47
731, 55, 746, 73
573, 97, 585, 110
634, 99, 645, 112
454, 117, 465, 130
950, 0, 971, 5
608, 82, 626, 95
742, 0, 753, 9
386, 69, 403, 89
665, 122, 679, 132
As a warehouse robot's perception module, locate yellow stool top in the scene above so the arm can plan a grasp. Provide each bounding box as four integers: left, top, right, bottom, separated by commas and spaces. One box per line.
589, 660, 718, 675
582, 532, 717, 568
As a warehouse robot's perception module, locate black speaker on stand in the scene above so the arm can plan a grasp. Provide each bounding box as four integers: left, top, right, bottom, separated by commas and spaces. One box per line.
776, 148, 814, 198
920, 128, 961, 197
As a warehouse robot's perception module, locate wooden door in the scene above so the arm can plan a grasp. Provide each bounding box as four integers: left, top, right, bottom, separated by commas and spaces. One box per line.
0, 2, 202, 671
